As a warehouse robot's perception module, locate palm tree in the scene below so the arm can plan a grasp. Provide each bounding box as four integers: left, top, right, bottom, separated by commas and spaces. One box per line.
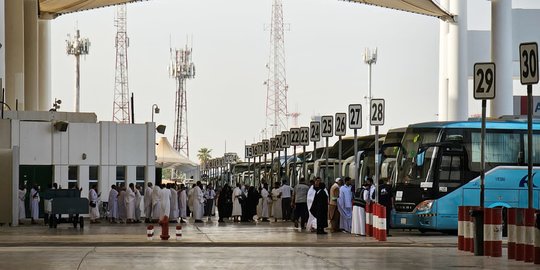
197, 148, 212, 168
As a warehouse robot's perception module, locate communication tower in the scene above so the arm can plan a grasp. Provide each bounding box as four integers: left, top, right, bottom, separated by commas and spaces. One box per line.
112, 4, 131, 123
169, 44, 195, 157
265, 0, 289, 137
66, 28, 90, 112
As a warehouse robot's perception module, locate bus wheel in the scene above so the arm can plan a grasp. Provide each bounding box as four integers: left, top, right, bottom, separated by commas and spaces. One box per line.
419, 228, 427, 234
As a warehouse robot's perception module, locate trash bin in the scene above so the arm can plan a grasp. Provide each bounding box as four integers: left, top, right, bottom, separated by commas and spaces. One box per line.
470, 208, 484, 256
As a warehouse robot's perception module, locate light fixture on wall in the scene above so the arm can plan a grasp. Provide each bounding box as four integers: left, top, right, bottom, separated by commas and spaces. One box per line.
156, 125, 166, 134
53, 121, 69, 132
82, 153, 87, 160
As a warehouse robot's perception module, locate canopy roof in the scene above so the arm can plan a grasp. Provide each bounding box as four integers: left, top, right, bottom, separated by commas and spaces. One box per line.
39, 0, 145, 18
155, 137, 198, 170
347, 0, 454, 21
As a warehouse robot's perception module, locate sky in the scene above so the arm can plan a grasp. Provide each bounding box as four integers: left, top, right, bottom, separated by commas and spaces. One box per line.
50, 0, 540, 163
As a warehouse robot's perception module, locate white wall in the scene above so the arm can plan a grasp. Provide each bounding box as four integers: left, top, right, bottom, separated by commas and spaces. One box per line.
68, 123, 99, 165
19, 121, 51, 164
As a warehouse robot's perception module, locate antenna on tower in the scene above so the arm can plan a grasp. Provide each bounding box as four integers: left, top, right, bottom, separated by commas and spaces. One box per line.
66, 27, 90, 112
112, 4, 130, 123
169, 41, 195, 158
265, 0, 289, 137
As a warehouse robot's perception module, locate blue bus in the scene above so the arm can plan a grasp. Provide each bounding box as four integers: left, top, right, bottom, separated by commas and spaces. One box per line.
392, 119, 540, 232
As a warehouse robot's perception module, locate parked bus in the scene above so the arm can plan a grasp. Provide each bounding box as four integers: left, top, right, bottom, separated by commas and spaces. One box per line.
392, 119, 540, 232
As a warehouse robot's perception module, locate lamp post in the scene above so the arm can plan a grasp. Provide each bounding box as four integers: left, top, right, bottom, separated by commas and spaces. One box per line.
66, 29, 90, 113
363, 47, 377, 135
151, 104, 160, 122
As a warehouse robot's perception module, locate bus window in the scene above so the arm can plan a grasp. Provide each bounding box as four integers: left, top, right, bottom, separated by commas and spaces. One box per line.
471, 132, 521, 170
524, 134, 540, 164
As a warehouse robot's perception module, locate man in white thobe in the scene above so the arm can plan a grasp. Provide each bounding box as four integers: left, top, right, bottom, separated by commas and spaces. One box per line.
118, 186, 127, 223
169, 184, 179, 222
151, 184, 162, 222
30, 186, 40, 224
89, 185, 100, 223
18, 186, 26, 224
351, 183, 369, 236
187, 185, 195, 218
232, 183, 242, 222
135, 185, 142, 222
108, 185, 119, 223
126, 183, 136, 223
159, 184, 172, 240
306, 180, 317, 231
178, 184, 187, 223
193, 182, 205, 223
260, 184, 270, 222
144, 182, 153, 223
338, 178, 353, 233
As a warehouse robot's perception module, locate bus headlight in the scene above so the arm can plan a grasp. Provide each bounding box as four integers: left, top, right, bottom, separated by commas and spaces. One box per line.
416, 200, 434, 212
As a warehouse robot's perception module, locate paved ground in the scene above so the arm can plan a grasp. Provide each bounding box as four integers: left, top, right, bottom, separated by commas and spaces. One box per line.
0, 218, 532, 269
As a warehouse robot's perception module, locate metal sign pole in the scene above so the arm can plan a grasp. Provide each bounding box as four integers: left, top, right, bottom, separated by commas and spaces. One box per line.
278, 150, 281, 181
480, 100, 486, 208
270, 152, 274, 184
338, 136, 342, 178
264, 153, 267, 186
293, 145, 297, 185
284, 147, 288, 183
354, 129, 359, 187
528, 84, 533, 209
375, 126, 379, 203
313, 141, 317, 161
247, 157, 250, 186
303, 145, 307, 181
325, 137, 329, 185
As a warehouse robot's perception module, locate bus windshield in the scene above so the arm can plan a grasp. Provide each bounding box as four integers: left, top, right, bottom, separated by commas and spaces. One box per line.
396, 128, 441, 187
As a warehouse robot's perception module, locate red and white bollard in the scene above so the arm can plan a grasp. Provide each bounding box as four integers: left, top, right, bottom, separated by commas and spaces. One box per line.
373, 204, 380, 240
507, 208, 517, 260
525, 208, 535, 263
159, 215, 170, 240
483, 208, 502, 257
469, 207, 476, 254
176, 225, 182, 240
458, 206, 465, 251
366, 203, 373, 237
463, 206, 472, 252
516, 208, 525, 261
534, 210, 540, 265
147, 225, 154, 240
379, 205, 387, 242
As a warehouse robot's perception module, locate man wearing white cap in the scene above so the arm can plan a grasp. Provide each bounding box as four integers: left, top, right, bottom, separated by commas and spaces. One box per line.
328, 178, 343, 232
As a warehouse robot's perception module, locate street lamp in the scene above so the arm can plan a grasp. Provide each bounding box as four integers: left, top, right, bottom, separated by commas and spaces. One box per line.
363, 47, 377, 135
151, 104, 160, 122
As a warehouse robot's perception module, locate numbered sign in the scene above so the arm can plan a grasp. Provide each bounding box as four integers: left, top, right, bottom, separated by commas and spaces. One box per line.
300, 127, 310, 146
335, 113, 347, 136
290, 128, 300, 146
473, 63, 496, 100
520, 42, 539, 85
321, 116, 333, 137
281, 131, 291, 148
370, 99, 385, 126
310, 121, 321, 142
275, 135, 284, 151
245, 145, 253, 159
270, 138, 277, 153
251, 143, 258, 157
348, 104, 362, 129
257, 142, 264, 157
263, 139, 270, 154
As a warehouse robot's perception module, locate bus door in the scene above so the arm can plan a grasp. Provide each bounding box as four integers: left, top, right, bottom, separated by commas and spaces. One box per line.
435, 144, 468, 198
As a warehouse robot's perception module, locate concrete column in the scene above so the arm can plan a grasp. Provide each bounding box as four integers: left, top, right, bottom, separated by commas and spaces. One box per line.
38, 20, 52, 111
98, 165, 111, 202
54, 165, 68, 189
78, 165, 89, 199
126, 165, 136, 187
438, 0, 449, 121
490, 0, 513, 118
5, 0, 25, 110
447, 0, 468, 121
23, 0, 38, 111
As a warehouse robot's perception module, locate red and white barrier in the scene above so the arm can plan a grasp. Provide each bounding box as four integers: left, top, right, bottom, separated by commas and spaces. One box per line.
159, 216, 170, 240
535, 210, 540, 265
483, 208, 493, 257
147, 225, 154, 240
176, 225, 183, 240
525, 208, 535, 263
366, 203, 373, 237
491, 208, 503, 257
458, 206, 465, 251
516, 208, 525, 261
463, 206, 472, 252
379, 204, 387, 242
507, 208, 517, 260
373, 204, 380, 240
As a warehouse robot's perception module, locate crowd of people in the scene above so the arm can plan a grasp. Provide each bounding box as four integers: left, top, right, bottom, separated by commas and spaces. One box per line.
18, 176, 394, 238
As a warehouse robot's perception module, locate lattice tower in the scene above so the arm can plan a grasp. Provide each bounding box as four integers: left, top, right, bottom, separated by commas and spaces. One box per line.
265, 0, 289, 137
112, 4, 130, 123
169, 44, 195, 157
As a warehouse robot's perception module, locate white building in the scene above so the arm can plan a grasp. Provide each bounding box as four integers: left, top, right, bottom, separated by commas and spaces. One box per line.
0, 111, 156, 226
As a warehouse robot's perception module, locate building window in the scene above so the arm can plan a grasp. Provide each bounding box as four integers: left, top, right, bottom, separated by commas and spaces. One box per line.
136, 166, 145, 191
89, 166, 98, 191
116, 166, 126, 186
68, 166, 78, 189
